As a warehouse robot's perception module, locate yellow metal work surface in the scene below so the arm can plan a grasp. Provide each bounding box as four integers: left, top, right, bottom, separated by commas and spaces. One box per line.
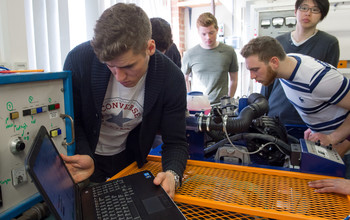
110, 156, 350, 220
176, 203, 271, 220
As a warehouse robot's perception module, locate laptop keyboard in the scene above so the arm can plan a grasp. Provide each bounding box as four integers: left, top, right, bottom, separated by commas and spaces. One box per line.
92, 179, 141, 220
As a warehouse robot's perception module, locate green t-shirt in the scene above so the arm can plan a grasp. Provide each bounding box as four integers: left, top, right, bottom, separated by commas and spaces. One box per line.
182, 42, 239, 104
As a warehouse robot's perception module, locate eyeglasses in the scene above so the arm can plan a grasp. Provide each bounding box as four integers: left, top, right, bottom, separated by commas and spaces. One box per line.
298, 5, 321, 14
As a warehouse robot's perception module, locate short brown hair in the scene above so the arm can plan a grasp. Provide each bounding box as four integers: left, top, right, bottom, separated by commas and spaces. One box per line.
240, 36, 286, 63
196, 12, 218, 30
91, 3, 151, 62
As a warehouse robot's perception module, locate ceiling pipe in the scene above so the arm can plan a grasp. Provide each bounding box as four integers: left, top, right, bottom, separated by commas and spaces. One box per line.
211, 0, 215, 16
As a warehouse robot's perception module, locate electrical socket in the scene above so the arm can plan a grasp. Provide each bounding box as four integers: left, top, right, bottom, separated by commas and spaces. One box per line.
14, 62, 27, 70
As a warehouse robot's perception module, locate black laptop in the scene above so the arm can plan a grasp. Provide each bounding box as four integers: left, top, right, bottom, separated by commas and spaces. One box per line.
25, 126, 186, 220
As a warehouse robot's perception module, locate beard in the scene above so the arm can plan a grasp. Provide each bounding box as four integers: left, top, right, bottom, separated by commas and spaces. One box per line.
262, 65, 278, 86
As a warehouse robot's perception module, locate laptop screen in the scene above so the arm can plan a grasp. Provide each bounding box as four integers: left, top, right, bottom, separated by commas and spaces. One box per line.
27, 126, 187, 220
31, 131, 76, 220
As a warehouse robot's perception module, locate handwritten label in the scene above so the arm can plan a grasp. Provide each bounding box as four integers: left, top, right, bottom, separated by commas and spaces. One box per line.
0, 179, 11, 185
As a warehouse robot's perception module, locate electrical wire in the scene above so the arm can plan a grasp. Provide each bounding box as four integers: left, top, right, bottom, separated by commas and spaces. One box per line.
220, 110, 261, 155
0, 66, 10, 71
219, 110, 289, 156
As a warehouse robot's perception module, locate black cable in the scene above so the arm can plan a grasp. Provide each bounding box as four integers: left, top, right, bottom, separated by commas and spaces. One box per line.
204, 133, 291, 155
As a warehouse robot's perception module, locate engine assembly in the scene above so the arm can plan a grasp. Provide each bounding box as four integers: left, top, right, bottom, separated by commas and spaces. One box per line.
188, 93, 300, 168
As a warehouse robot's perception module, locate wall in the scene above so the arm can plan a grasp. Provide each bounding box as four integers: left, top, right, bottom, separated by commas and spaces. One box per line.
181, 0, 350, 97
250, 1, 350, 79
255, 3, 350, 61
258, 10, 295, 38
0, 0, 28, 70
182, 1, 257, 98
318, 6, 350, 60
183, 3, 234, 50
1, 0, 350, 86
0, 0, 173, 71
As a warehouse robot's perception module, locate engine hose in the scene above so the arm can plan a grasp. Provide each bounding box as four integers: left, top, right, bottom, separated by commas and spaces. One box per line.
287, 134, 300, 144
206, 129, 226, 141
15, 202, 50, 220
247, 93, 270, 117
204, 133, 291, 155
199, 93, 269, 133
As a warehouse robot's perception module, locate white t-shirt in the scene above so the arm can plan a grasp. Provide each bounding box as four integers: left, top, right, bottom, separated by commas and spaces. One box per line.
95, 74, 146, 156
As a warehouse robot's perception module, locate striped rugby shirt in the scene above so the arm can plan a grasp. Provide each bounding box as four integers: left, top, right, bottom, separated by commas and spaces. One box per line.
280, 53, 350, 134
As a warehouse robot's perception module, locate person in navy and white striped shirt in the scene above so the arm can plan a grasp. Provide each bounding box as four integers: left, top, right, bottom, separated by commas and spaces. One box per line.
240, 36, 350, 166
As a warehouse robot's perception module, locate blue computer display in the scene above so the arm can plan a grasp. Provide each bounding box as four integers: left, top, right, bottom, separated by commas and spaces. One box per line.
33, 136, 76, 220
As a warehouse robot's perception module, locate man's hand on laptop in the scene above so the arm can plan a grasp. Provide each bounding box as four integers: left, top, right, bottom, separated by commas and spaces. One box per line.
153, 171, 176, 199
61, 154, 95, 183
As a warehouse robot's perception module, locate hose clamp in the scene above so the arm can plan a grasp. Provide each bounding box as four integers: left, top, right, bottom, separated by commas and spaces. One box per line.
198, 112, 203, 132
206, 113, 211, 132
222, 115, 228, 132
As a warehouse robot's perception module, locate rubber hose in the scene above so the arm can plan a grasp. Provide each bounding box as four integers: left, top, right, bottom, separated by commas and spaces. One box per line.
204, 133, 291, 155
15, 202, 50, 220
201, 93, 269, 133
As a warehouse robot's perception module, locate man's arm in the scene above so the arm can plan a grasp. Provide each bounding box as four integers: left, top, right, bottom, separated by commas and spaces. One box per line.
328, 91, 350, 143
228, 71, 238, 98
181, 52, 192, 93
154, 62, 189, 198
185, 73, 191, 93
306, 91, 350, 146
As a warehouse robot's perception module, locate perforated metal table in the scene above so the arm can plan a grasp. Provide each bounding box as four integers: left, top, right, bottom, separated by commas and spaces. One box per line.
110, 156, 350, 220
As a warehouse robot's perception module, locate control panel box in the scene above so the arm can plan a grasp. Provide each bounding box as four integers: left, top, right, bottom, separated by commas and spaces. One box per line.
0, 71, 74, 218
291, 139, 345, 177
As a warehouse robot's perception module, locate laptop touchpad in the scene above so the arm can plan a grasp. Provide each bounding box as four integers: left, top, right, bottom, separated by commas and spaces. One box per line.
142, 195, 169, 214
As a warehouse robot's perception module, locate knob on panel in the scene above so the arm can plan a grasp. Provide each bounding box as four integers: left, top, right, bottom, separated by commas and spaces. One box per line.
9, 137, 25, 154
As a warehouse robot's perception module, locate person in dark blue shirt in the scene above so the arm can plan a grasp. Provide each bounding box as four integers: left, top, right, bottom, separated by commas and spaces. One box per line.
261, 0, 339, 126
